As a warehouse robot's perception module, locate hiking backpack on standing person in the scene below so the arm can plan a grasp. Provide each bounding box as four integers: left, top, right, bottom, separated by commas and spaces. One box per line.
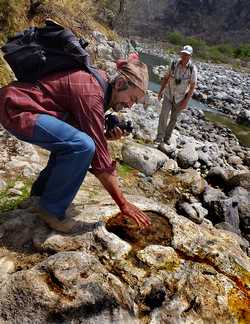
170, 58, 194, 78
1, 19, 107, 91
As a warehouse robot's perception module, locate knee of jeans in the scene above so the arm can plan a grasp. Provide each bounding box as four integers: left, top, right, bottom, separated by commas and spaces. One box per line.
85, 137, 95, 158
73, 134, 95, 157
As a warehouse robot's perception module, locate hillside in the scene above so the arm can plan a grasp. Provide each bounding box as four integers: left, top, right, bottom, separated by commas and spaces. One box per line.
101, 0, 250, 44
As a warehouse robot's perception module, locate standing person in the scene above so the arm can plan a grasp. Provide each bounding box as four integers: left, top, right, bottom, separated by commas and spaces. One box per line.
0, 56, 151, 233
156, 45, 198, 148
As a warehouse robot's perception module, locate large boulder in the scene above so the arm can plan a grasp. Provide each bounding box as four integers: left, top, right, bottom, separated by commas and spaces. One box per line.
177, 169, 207, 195
121, 142, 168, 176
177, 144, 198, 168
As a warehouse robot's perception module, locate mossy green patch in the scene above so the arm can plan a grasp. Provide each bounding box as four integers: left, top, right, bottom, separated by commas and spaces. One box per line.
0, 177, 32, 214
117, 163, 137, 178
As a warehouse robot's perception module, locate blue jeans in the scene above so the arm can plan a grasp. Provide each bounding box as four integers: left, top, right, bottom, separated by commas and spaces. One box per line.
15, 114, 95, 219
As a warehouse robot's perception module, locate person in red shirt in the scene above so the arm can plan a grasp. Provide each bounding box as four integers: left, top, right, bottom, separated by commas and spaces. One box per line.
0, 56, 151, 233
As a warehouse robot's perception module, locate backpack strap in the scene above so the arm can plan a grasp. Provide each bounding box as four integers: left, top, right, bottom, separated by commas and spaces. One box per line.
171, 59, 194, 76
87, 66, 110, 108
188, 61, 194, 75
170, 59, 177, 75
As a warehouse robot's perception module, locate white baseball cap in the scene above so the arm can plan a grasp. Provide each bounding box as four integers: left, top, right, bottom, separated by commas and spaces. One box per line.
181, 45, 193, 55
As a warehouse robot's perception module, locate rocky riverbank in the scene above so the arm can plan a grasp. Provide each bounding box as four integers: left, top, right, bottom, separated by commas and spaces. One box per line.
0, 31, 249, 323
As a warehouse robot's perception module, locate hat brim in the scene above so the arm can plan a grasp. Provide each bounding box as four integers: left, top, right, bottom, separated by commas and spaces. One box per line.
180, 50, 192, 55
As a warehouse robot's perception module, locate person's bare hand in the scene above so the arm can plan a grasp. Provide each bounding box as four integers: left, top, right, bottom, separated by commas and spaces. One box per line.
120, 201, 151, 228
178, 98, 188, 110
105, 127, 123, 140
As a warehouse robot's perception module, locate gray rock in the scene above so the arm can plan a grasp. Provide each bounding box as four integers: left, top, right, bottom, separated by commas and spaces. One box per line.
203, 186, 227, 205
228, 187, 250, 235
92, 31, 108, 44
177, 144, 198, 168
0, 178, 7, 190
97, 44, 113, 60
0, 255, 16, 280
228, 155, 243, 166
177, 202, 207, 224
206, 166, 229, 187
226, 172, 250, 191
122, 142, 168, 176
236, 109, 250, 126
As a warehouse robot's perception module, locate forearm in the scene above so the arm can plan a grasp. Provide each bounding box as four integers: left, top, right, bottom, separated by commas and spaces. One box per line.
186, 82, 196, 101
95, 171, 126, 209
159, 74, 170, 93
95, 171, 151, 228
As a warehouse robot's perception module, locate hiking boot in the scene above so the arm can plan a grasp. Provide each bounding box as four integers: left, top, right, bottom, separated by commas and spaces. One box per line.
152, 139, 162, 148
37, 209, 87, 234
163, 138, 171, 145
158, 142, 168, 154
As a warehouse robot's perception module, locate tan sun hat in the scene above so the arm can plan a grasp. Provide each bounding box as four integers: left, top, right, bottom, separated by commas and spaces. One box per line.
117, 55, 149, 94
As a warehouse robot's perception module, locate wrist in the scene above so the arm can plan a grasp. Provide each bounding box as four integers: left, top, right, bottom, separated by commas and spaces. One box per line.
118, 199, 127, 211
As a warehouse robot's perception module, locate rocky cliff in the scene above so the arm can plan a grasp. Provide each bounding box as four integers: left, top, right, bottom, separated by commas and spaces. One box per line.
106, 0, 250, 44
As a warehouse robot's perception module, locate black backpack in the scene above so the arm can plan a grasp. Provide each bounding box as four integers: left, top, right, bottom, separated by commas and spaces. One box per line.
1, 19, 107, 91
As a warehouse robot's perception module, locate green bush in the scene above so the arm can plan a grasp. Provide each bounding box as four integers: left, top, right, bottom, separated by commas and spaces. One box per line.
167, 31, 185, 45
216, 43, 234, 56
234, 43, 250, 59
207, 46, 230, 63
185, 36, 207, 55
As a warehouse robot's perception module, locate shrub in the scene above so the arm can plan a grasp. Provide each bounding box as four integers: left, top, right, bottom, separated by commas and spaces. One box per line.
234, 43, 250, 59
185, 36, 207, 56
167, 31, 185, 45
207, 46, 230, 63
216, 43, 234, 56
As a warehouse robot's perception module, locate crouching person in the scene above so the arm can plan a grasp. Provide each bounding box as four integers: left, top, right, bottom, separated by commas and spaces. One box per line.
0, 56, 151, 233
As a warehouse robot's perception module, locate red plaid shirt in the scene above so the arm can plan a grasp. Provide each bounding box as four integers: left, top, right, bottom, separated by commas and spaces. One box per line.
0, 69, 116, 175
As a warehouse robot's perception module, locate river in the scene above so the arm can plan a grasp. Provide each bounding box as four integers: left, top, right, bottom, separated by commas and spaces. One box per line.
140, 53, 250, 147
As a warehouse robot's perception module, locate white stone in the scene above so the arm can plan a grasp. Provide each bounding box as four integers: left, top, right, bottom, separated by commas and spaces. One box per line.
0, 256, 16, 278
0, 179, 7, 190
122, 143, 168, 176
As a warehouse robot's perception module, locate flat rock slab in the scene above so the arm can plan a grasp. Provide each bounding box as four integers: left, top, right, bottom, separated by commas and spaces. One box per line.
0, 196, 249, 323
